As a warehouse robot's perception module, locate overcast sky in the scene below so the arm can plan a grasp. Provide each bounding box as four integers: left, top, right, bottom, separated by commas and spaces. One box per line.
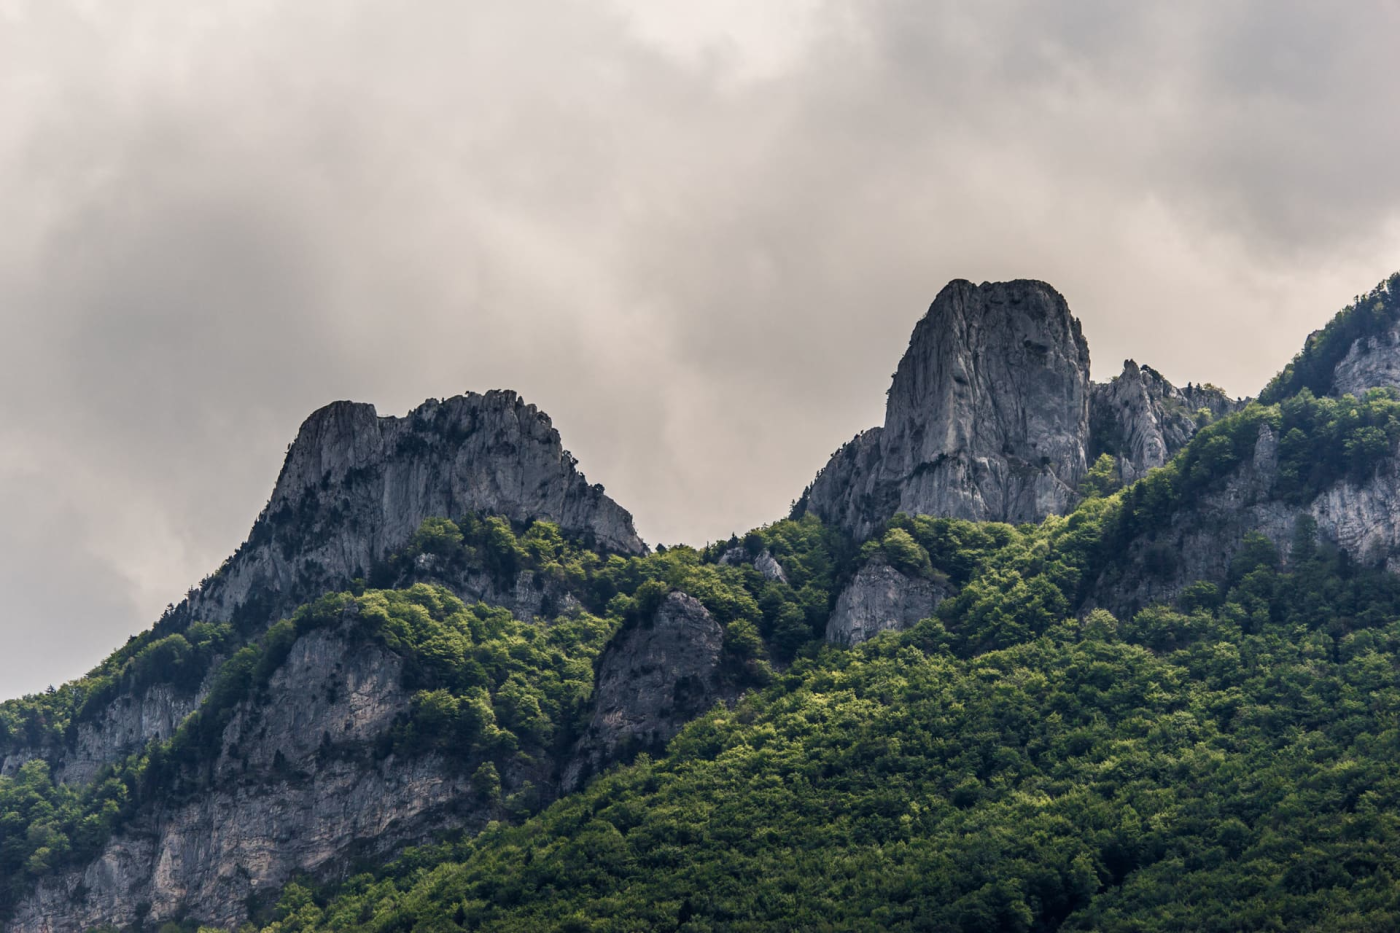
3, 0, 1399, 698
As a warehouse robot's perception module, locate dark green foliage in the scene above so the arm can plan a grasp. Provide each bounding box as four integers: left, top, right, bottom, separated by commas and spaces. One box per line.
1260, 274, 1400, 403
0, 622, 236, 755
0, 515, 848, 920
253, 531, 1400, 933
20, 319, 1400, 931
0, 760, 125, 916
1078, 453, 1123, 499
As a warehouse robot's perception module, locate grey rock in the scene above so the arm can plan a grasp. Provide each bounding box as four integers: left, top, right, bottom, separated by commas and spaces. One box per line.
1331, 319, 1400, 396
799, 279, 1092, 539
1, 390, 642, 786
9, 614, 518, 932
564, 592, 727, 790
825, 558, 947, 647
2, 680, 215, 785
718, 546, 789, 584
1087, 423, 1292, 614
1089, 422, 1400, 614
186, 390, 644, 629
753, 550, 789, 584
1089, 360, 1243, 483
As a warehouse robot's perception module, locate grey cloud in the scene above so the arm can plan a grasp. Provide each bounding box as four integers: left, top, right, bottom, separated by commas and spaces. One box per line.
2, 0, 1399, 696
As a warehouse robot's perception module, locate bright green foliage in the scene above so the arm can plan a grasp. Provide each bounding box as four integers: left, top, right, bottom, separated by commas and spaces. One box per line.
0, 585, 619, 915
0, 623, 235, 753
0, 515, 849, 919
1078, 453, 1123, 499
17, 366, 1400, 930
0, 761, 127, 916
255, 536, 1400, 933
1260, 274, 1400, 403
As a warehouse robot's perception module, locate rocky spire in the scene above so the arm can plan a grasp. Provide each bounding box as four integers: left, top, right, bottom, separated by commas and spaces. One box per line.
798, 279, 1092, 538
1089, 360, 1242, 484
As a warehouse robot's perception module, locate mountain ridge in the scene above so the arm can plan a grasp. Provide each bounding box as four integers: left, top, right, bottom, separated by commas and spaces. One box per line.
5, 271, 1400, 931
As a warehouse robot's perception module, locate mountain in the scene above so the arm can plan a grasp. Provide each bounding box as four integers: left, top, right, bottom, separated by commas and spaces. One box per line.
795, 279, 1240, 539
3, 272, 1400, 932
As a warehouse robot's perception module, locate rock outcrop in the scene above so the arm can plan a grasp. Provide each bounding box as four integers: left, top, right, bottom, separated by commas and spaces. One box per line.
1, 678, 220, 787
9, 613, 516, 932
0, 391, 643, 788
796, 281, 1252, 538
184, 390, 643, 630
1089, 361, 1243, 483
564, 592, 727, 790
1090, 422, 1400, 615
799, 279, 1093, 539
1331, 319, 1400, 397
719, 546, 790, 584
825, 558, 948, 647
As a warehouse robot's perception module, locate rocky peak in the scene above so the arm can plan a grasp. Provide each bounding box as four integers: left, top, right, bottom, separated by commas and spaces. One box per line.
799, 279, 1092, 538
1089, 360, 1243, 483
160, 391, 642, 648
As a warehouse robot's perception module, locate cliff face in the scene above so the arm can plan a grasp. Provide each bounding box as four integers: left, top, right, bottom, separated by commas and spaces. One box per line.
824, 558, 947, 647
1331, 319, 1400, 396
799, 282, 1248, 538
1090, 361, 1244, 484
1090, 422, 1400, 616
801, 280, 1093, 538
186, 390, 643, 630
0, 390, 643, 789
10, 613, 515, 933
564, 592, 728, 791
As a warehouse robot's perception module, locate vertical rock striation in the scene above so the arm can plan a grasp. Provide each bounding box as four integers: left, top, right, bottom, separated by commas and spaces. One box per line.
1330, 319, 1400, 397
8, 613, 517, 933
0, 390, 643, 789
824, 557, 947, 647
184, 390, 644, 630
564, 592, 728, 790
1089, 361, 1243, 483
799, 279, 1092, 538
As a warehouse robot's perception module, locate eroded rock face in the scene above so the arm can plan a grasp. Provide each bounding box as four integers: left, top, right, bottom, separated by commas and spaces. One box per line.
719, 546, 790, 584
186, 391, 643, 630
0, 391, 643, 787
825, 558, 947, 647
1089, 360, 1243, 484
1331, 320, 1400, 396
565, 592, 726, 790
800, 280, 1092, 539
9, 617, 513, 933
1, 684, 214, 785
1089, 422, 1400, 615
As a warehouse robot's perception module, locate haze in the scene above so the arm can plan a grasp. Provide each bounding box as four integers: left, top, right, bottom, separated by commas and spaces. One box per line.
3, 0, 1400, 697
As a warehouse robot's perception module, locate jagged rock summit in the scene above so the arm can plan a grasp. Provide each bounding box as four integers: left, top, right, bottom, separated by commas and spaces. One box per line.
182, 389, 644, 628
797, 278, 1242, 539
2, 390, 643, 787
1090, 360, 1242, 484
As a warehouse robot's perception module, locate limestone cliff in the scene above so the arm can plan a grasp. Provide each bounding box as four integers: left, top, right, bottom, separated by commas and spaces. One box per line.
824, 557, 948, 647
1330, 319, 1400, 397
184, 390, 643, 630
1089, 360, 1243, 484
1089, 422, 1400, 616
8, 610, 519, 932
0, 390, 642, 788
564, 592, 729, 790
799, 279, 1093, 538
